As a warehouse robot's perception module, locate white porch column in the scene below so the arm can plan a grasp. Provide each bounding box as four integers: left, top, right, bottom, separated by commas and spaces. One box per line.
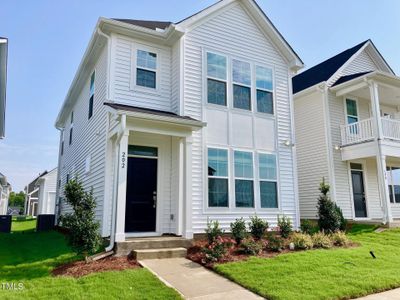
183, 136, 193, 239
369, 81, 393, 223
115, 130, 129, 242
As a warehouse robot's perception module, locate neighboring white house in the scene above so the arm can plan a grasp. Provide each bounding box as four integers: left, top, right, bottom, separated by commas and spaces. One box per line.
36, 168, 58, 215
293, 40, 400, 225
55, 0, 303, 244
0, 172, 11, 215
24, 173, 41, 217
0, 37, 8, 139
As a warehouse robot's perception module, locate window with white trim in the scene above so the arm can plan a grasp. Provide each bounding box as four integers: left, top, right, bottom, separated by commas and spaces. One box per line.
69, 112, 73, 145
136, 50, 157, 88
387, 166, 400, 203
60, 130, 64, 156
88, 71, 95, 119
232, 59, 251, 110
256, 66, 274, 114
207, 52, 227, 106
208, 148, 229, 207
259, 153, 278, 208
234, 151, 254, 207
346, 99, 358, 124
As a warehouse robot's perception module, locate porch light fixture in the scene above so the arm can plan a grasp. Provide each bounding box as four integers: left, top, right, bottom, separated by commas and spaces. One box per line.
334, 145, 341, 151
284, 139, 293, 147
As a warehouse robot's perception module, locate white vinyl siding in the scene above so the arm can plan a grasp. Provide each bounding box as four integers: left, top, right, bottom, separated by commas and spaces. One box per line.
294, 91, 330, 219
183, 2, 298, 232
57, 46, 109, 236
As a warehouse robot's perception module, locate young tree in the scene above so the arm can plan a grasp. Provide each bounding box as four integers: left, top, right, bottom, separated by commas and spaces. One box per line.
8, 191, 25, 208
59, 178, 102, 257
317, 178, 345, 233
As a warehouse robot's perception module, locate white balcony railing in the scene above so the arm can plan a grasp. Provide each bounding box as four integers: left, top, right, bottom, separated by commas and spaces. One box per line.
340, 118, 374, 146
382, 118, 400, 141
341, 117, 400, 146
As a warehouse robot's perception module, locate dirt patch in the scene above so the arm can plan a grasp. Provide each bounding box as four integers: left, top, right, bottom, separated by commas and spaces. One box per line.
52, 256, 140, 277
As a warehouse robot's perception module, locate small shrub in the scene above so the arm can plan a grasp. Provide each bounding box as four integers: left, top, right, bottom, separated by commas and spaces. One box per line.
290, 232, 313, 250
230, 218, 247, 245
240, 238, 264, 256
266, 232, 284, 252
331, 231, 350, 247
335, 204, 348, 231
300, 219, 317, 235
60, 177, 102, 256
278, 215, 293, 238
205, 219, 224, 244
249, 215, 268, 240
317, 178, 344, 233
202, 236, 227, 263
312, 232, 333, 249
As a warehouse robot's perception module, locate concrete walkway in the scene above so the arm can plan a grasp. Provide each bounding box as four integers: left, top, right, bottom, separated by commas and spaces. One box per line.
140, 258, 263, 300
356, 288, 400, 299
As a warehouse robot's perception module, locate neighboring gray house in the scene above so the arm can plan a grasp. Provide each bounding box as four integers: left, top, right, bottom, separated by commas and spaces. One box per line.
55, 0, 303, 250
293, 40, 400, 225
24, 173, 42, 217
0, 37, 8, 139
37, 168, 58, 215
0, 172, 11, 215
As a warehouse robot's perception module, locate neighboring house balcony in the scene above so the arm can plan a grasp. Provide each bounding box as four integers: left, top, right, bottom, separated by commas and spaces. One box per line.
332, 71, 400, 161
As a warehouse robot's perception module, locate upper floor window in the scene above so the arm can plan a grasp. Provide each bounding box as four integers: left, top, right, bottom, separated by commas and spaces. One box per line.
208, 148, 229, 207
234, 151, 254, 207
346, 99, 358, 124
60, 130, 64, 156
207, 52, 227, 106
136, 50, 157, 88
88, 71, 95, 119
259, 153, 278, 208
69, 111, 73, 145
70, 111, 74, 124
232, 59, 251, 110
256, 66, 274, 114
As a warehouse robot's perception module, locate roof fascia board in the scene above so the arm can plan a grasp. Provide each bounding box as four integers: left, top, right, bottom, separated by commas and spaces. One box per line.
293, 82, 327, 99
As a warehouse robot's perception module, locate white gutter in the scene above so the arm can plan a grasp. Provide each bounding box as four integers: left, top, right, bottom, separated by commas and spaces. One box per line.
105, 114, 126, 252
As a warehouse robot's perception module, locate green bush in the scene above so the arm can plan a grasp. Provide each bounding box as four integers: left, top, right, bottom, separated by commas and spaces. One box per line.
331, 231, 350, 246
317, 178, 345, 233
239, 238, 264, 256
266, 232, 284, 252
335, 204, 348, 231
290, 232, 313, 250
230, 218, 247, 245
249, 215, 268, 240
300, 219, 318, 234
312, 232, 333, 249
278, 215, 293, 238
202, 236, 228, 263
205, 219, 224, 244
59, 178, 102, 256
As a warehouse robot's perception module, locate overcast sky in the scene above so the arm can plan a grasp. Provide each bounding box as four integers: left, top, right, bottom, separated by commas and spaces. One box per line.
1, 0, 400, 191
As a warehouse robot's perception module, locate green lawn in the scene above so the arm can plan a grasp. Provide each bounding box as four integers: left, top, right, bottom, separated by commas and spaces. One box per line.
0, 220, 181, 300
11, 217, 36, 232
215, 225, 400, 300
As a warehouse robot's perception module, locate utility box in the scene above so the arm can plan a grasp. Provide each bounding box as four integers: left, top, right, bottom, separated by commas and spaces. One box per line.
0, 215, 11, 233
36, 214, 55, 232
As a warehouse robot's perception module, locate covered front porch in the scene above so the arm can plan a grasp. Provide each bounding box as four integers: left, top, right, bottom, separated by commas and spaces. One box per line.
105, 103, 205, 242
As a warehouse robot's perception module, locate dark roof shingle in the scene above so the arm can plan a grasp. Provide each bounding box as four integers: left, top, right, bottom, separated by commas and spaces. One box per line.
113, 19, 172, 30
292, 40, 369, 94
332, 71, 372, 87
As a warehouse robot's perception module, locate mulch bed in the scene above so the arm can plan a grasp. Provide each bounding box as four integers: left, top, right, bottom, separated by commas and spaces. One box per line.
52, 256, 140, 277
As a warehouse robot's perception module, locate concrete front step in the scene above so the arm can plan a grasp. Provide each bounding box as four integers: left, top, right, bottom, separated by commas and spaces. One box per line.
133, 247, 187, 260
115, 236, 192, 256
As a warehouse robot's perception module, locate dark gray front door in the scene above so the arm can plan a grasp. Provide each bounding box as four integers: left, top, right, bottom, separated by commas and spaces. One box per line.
351, 170, 367, 218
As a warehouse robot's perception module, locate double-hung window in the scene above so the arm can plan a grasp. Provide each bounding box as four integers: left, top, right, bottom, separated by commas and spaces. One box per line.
208, 148, 229, 207
88, 71, 95, 119
346, 99, 358, 124
69, 112, 73, 145
60, 130, 64, 156
234, 151, 254, 207
256, 66, 274, 114
136, 50, 157, 88
387, 166, 400, 203
207, 52, 227, 106
232, 59, 251, 110
259, 153, 278, 208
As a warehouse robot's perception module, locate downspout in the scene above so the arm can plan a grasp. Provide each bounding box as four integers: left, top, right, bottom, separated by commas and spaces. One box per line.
105, 114, 126, 252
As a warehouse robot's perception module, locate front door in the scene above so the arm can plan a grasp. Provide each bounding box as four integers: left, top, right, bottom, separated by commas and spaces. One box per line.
125, 157, 157, 232
351, 170, 367, 218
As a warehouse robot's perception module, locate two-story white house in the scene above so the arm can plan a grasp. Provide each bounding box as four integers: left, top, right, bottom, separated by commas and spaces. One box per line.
55, 0, 303, 250
294, 40, 400, 225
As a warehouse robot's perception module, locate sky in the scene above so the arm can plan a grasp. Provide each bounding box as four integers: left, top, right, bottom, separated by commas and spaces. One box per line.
1, 0, 400, 191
